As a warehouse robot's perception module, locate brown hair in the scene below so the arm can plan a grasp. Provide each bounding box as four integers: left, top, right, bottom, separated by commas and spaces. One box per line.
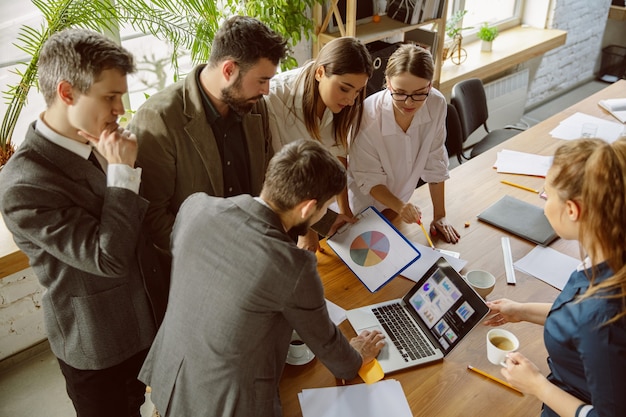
295, 37, 372, 150
38, 29, 135, 107
549, 137, 626, 324
208, 15, 288, 73
262, 139, 346, 212
385, 43, 434, 82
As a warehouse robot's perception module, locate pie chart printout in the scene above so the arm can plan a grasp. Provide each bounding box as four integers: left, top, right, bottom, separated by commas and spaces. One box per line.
350, 231, 390, 267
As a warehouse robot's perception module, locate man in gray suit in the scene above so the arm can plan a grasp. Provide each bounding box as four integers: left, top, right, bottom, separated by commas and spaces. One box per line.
0, 29, 168, 417
130, 16, 288, 262
140, 139, 385, 417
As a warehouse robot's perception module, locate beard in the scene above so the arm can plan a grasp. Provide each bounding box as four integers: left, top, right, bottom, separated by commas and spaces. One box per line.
289, 220, 311, 237
221, 74, 262, 115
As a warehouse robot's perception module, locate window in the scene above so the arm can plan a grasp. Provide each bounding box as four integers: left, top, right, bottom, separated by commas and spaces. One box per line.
447, 0, 523, 41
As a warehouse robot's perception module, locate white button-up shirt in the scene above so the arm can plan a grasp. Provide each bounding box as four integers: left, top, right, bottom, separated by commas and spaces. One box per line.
348, 87, 449, 213
265, 63, 346, 158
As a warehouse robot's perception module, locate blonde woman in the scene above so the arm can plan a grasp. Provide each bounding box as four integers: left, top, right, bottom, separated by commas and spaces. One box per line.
348, 43, 460, 243
484, 138, 626, 417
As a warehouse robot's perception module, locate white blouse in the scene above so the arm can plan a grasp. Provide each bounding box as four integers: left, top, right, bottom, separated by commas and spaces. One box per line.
348, 87, 449, 213
265, 63, 346, 158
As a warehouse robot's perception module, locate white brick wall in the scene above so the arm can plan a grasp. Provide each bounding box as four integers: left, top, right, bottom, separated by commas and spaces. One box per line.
526, 0, 613, 107
0, 268, 46, 361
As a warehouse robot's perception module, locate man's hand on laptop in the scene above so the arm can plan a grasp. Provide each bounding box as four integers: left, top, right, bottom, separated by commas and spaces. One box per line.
350, 330, 385, 364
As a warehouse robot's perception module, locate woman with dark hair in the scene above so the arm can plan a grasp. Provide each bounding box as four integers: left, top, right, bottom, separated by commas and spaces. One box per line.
266, 36, 373, 251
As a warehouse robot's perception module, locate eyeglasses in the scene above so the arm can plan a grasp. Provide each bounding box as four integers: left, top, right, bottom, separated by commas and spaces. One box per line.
389, 83, 430, 102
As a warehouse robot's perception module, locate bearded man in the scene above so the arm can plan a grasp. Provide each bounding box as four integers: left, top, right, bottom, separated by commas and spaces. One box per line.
130, 16, 288, 263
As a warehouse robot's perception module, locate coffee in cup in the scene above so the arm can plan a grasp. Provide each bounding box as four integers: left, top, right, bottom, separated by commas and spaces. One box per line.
287, 330, 314, 365
486, 328, 519, 365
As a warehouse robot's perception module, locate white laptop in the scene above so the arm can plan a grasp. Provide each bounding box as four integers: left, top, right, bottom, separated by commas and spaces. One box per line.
346, 257, 489, 373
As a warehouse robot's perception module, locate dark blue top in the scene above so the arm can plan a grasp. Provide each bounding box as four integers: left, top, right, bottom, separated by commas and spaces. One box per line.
542, 262, 626, 417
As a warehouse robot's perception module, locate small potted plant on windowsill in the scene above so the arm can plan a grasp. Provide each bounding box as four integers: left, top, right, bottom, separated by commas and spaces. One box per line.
477, 22, 498, 52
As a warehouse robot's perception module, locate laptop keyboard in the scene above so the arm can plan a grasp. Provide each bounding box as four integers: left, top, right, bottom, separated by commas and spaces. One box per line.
373, 303, 435, 362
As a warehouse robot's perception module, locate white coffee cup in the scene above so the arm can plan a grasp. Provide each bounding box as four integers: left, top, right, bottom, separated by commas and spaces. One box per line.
287, 330, 314, 365
486, 328, 519, 365
465, 270, 496, 299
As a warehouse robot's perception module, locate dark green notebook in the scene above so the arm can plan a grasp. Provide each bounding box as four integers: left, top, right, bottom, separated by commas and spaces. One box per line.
477, 195, 558, 246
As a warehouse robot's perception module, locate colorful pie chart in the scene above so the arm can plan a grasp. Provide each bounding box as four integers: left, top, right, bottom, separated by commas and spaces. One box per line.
350, 231, 390, 267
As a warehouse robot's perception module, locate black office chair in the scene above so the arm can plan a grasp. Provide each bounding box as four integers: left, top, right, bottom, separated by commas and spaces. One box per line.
451, 78, 524, 159
445, 103, 465, 165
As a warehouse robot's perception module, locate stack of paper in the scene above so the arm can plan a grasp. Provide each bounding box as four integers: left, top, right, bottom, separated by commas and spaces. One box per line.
598, 98, 626, 123
494, 149, 553, 177
298, 379, 412, 417
549, 112, 624, 142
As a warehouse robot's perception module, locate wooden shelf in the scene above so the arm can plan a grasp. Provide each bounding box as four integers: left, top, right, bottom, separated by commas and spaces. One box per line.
439, 26, 567, 95
0, 217, 29, 279
313, 0, 448, 88
317, 15, 441, 46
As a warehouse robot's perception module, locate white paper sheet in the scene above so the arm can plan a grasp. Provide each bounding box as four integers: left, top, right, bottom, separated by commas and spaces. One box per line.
325, 299, 346, 325
549, 112, 624, 143
400, 241, 468, 282
298, 379, 412, 417
494, 149, 553, 177
514, 246, 580, 290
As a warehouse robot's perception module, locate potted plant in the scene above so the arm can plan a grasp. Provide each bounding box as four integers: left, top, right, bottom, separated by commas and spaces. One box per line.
1, 0, 324, 166
477, 22, 499, 52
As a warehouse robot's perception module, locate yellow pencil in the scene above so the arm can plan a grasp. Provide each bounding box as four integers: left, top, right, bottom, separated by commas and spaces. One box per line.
501, 180, 539, 194
467, 365, 523, 395
419, 222, 435, 249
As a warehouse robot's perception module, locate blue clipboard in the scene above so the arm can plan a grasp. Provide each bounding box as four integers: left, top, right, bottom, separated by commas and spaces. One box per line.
326, 206, 421, 292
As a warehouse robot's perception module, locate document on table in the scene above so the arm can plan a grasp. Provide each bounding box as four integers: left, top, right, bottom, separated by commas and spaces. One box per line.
400, 241, 468, 282
494, 149, 553, 177
325, 299, 346, 325
298, 379, 412, 417
514, 246, 580, 290
549, 112, 623, 143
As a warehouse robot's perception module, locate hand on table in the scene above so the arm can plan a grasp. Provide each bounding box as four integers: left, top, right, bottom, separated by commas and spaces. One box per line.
430, 217, 460, 243
297, 229, 320, 252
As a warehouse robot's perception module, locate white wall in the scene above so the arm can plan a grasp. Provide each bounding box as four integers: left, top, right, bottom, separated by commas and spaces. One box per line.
524, 0, 613, 107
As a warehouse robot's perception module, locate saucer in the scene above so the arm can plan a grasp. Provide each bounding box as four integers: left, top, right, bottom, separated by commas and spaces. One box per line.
286, 350, 315, 365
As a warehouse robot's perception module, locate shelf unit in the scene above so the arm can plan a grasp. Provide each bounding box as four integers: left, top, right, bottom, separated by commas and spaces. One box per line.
312, 0, 449, 88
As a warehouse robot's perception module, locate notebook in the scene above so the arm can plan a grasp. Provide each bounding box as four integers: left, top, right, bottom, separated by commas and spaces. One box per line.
477, 195, 558, 246
346, 257, 489, 374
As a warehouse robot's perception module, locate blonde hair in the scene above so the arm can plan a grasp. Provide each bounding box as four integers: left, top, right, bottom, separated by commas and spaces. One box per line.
549, 137, 626, 324
294, 37, 372, 150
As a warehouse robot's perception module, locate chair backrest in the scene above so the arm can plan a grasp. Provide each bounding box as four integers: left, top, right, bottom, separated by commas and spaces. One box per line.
445, 103, 464, 162
451, 78, 490, 139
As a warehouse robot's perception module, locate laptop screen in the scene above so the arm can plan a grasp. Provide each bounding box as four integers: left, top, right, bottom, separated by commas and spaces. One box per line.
403, 258, 489, 355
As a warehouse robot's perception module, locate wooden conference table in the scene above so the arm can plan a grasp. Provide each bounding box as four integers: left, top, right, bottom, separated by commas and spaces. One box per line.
278, 79, 626, 417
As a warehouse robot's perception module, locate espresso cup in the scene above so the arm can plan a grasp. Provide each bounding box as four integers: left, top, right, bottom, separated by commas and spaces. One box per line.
486, 328, 519, 365
287, 330, 314, 364
465, 270, 496, 299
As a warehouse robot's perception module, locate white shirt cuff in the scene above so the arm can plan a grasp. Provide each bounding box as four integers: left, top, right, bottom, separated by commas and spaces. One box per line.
107, 164, 142, 194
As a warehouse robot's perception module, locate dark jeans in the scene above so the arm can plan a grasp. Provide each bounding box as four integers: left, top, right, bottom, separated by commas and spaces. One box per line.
57, 349, 149, 417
